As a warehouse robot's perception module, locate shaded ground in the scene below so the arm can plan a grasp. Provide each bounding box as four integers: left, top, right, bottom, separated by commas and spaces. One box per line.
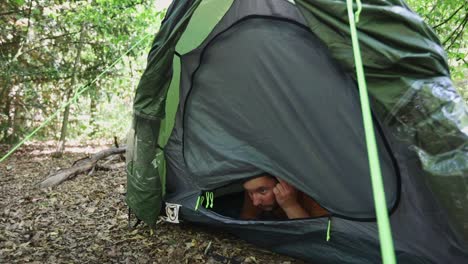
0, 142, 304, 263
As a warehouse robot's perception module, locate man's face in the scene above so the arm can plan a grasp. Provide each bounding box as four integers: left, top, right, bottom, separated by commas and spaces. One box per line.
243, 175, 278, 211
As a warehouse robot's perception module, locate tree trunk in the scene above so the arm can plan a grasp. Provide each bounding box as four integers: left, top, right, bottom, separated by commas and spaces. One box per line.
1, 65, 14, 143
2, 88, 11, 142
5, 94, 14, 143
9, 93, 19, 144
89, 86, 98, 137
55, 23, 86, 157
0, 2, 32, 143
5, 87, 19, 144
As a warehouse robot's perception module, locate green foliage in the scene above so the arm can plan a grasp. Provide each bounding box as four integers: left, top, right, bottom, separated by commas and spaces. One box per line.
0, 0, 166, 143
406, 0, 467, 100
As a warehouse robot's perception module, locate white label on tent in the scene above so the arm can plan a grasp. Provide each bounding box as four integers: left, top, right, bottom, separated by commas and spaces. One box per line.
164, 203, 182, 223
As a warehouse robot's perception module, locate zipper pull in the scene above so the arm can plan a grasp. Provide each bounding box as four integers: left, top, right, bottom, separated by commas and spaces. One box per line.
205, 192, 214, 208
195, 195, 205, 210
326, 217, 332, 242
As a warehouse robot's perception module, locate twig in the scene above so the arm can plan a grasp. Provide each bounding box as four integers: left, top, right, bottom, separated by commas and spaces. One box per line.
433, 5, 465, 29
114, 136, 119, 148
204, 241, 212, 255
444, 14, 468, 51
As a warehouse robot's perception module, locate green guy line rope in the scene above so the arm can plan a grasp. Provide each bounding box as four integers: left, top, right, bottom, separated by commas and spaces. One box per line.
0, 33, 153, 163
345, 1, 396, 263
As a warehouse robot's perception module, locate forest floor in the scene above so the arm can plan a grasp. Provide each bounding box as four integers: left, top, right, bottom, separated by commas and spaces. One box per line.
0, 142, 304, 264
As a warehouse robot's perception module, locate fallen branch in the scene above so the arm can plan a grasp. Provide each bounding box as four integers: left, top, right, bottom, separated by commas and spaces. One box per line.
39, 147, 126, 188
96, 162, 126, 171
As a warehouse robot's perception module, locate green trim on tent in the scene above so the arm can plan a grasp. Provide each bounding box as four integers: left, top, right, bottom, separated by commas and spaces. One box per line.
127, 0, 203, 227
157, 55, 181, 149
176, 0, 234, 55
132, 0, 202, 119
157, 56, 182, 196
153, 0, 234, 196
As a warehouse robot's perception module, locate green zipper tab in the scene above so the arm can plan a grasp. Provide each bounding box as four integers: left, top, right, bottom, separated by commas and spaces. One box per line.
196, 192, 215, 210
195, 195, 205, 210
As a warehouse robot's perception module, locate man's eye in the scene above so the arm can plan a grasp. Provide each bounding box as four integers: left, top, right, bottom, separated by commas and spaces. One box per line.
259, 188, 268, 194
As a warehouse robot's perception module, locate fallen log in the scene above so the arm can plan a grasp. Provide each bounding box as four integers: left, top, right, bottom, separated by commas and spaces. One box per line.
96, 162, 126, 171
39, 147, 126, 188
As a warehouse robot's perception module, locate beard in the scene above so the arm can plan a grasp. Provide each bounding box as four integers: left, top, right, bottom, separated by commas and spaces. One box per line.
259, 204, 276, 211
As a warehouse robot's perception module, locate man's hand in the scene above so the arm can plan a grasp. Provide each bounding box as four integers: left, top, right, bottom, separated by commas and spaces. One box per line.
273, 178, 310, 219
273, 178, 299, 210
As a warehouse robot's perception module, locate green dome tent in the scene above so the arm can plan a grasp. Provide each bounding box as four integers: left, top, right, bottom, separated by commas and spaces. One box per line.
126, 0, 468, 262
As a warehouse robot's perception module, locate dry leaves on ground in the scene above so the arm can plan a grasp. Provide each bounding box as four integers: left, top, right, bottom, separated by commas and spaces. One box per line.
0, 143, 304, 264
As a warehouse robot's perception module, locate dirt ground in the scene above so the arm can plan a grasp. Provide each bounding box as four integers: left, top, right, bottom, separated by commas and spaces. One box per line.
0, 142, 305, 263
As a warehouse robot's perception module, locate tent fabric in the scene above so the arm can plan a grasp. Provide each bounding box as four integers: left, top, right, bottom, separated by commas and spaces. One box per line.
126, 0, 202, 225
181, 17, 398, 218
294, 0, 468, 243
127, 0, 468, 262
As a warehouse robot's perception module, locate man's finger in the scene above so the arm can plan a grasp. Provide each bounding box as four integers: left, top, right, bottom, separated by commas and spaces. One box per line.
280, 180, 293, 191
277, 178, 293, 190
276, 183, 285, 194
282, 180, 292, 190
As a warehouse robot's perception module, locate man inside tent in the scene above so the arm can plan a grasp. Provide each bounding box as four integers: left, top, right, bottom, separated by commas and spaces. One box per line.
240, 174, 329, 220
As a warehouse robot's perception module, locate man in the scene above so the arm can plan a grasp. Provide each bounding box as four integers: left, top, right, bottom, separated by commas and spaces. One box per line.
240, 174, 329, 220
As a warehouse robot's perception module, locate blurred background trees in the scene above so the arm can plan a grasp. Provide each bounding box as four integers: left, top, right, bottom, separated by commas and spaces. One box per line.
0, 0, 165, 147
406, 0, 467, 76
406, 0, 467, 96
0, 0, 466, 148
